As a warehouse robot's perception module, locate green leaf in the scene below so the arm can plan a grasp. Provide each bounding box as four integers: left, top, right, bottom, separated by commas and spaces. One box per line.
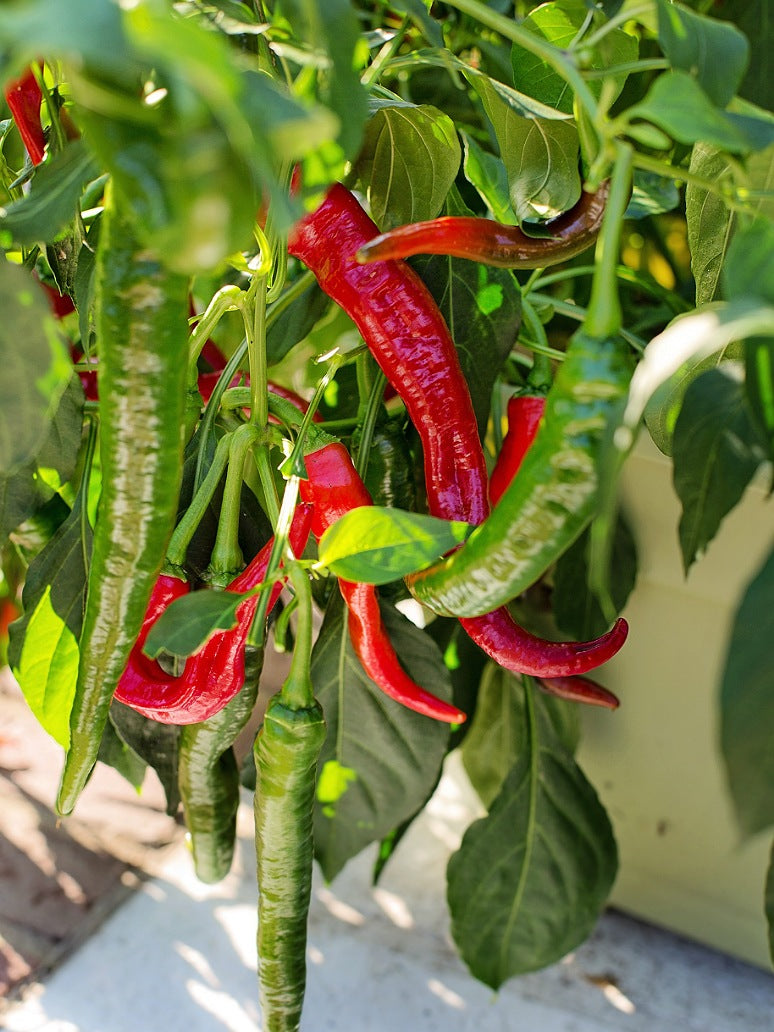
724, 220, 774, 306
276, 0, 368, 158
655, 0, 749, 107
143, 589, 246, 660
447, 681, 617, 988
512, 0, 638, 114
468, 72, 580, 221
720, 543, 774, 837
721, 0, 772, 109
9, 491, 92, 746
97, 717, 147, 790
0, 262, 71, 474
461, 666, 579, 808
0, 142, 99, 246
317, 506, 470, 584
626, 170, 681, 220
766, 839, 774, 965
673, 365, 765, 572
109, 701, 182, 815
356, 104, 461, 230
461, 131, 516, 223
685, 144, 736, 305
553, 511, 637, 640
628, 71, 771, 155
410, 254, 521, 432
311, 593, 451, 880
745, 337, 774, 464
265, 282, 329, 365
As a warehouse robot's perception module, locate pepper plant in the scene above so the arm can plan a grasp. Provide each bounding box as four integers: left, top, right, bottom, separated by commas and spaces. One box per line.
1, 0, 773, 1026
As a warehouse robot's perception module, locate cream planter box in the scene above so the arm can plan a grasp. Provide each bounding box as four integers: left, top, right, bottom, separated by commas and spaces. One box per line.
577, 435, 773, 969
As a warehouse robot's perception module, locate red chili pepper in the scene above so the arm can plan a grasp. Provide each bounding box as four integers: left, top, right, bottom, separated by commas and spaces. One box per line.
299, 441, 465, 724
537, 674, 619, 710
4, 66, 46, 166
288, 186, 627, 684
114, 504, 313, 724
490, 395, 546, 507
356, 184, 610, 268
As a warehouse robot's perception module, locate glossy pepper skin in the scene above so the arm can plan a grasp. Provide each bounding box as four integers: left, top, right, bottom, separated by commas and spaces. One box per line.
299, 442, 465, 724
57, 185, 190, 816
114, 503, 314, 724
356, 183, 609, 268
409, 328, 635, 618
254, 694, 325, 1032
489, 395, 547, 507
4, 66, 45, 165
289, 186, 627, 681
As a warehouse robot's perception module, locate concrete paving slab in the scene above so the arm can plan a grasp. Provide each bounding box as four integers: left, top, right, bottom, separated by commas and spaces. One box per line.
2, 755, 772, 1032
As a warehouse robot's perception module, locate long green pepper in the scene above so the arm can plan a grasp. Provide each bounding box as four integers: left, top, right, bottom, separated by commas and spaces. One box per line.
57, 184, 190, 815
179, 645, 264, 884
254, 565, 325, 1032
408, 147, 636, 619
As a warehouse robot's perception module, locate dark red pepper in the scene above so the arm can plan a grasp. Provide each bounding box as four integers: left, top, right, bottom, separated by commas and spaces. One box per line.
288, 186, 627, 684
4, 66, 46, 165
299, 441, 465, 724
490, 395, 547, 507
114, 504, 314, 724
356, 184, 610, 269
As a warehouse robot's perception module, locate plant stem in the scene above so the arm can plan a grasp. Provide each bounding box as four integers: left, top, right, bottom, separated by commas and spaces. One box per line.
279, 562, 315, 711
584, 143, 634, 339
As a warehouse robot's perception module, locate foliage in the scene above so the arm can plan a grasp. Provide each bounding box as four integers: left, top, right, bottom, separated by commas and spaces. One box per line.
1, 0, 773, 1022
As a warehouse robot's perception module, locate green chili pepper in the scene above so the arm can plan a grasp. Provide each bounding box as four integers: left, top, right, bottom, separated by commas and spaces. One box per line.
408, 148, 635, 619
57, 183, 190, 816
357, 416, 417, 512
178, 644, 264, 884
254, 564, 325, 1032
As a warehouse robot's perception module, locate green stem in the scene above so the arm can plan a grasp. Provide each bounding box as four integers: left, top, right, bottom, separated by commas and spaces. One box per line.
209, 425, 261, 582
188, 285, 243, 365
167, 434, 232, 570
578, 2, 654, 50
355, 367, 388, 480
280, 562, 315, 711
78, 416, 98, 578
361, 14, 411, 86
632, 152, 747, 211
249, 476, 301, 649
531, 264, 692, 314
247, 274, 269, 428
584, 143, 634, 339
584, 59, 670, 79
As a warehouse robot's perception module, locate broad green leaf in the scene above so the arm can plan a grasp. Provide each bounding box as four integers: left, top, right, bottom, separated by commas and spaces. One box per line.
0, 142, 99, 246
721, 543, 774, 836
275, 0, 368, 158
97, 718, 147, 790
0, 375, 85, 545
745, 335, 774, 465
8, 489, 91, 680
317, 506, 470, 584
143, 589, 246, 659
109, 701, 182, 815
469, 72, 580, 221
311, 593, 450, 880
356, 105, 461, 230
447, 681, 617, 987
0, 262, 71, 474
724, 220, 774, 305
627, 71, 764, 155
685, 144, 736, 305
461, 665, 579, 808
13, 584, 78, 748
767, 839, 774, 964
461, 131, 517, 223
553, 512, 637, 640
673, 365, 765, 572
655, 0, 749, 107
626, 170, 680, 220
512, 0, 638, 114
721, 0, 772, 109
0, 0, 129, 75
411, 254, 522, 432
265, 282, 329, 365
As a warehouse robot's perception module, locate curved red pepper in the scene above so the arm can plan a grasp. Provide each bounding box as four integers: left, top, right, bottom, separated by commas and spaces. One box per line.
356, 184, 610, 268
114, 504, 314, 724
4, 66, 45, 166
299, 442, 465, 724
537, 674, 619, 710
288, 186, 627, 685
490, 395, 546, 507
